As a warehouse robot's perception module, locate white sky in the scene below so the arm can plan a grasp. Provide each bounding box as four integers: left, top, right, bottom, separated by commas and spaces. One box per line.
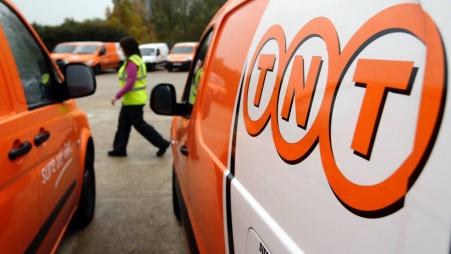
10, 0, 113, 25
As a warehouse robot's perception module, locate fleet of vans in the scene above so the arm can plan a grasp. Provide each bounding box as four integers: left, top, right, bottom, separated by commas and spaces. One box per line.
0, 0, 97, 253
63, 41, 122, 74
139, 43, 169, 71
166, 42, 197, 71
150, 0, 451, 253
50, 42, 79, 68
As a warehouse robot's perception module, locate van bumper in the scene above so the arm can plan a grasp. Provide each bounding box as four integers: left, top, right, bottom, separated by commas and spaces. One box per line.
166, 61, 192, 71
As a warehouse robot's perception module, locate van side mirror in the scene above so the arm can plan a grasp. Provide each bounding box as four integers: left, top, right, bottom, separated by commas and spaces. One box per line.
150, 83, 191, 116
99, 47, 106, 56
65, 64, 96, 98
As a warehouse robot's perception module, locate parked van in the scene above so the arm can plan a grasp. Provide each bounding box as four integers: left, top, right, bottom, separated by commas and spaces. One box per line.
65, 41, 121, 74
115, 42, 125, 66
139, 43, 169, 71
50, 42, 79, 68
166, 42, 197, 71
0, 1, 97, 253
150, 0, 451, 253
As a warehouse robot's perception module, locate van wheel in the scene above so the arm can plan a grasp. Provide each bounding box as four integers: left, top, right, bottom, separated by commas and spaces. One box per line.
173, 167, 199, 253
172, 169, 181, 222
93, 65, 101, 75
71, 144, 96, 230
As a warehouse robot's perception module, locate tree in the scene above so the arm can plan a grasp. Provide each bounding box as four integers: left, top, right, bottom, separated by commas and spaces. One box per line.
107, 0, 156, 43
33, 0, 225, 50
151, 0, 225, 45
33, 19, 126, 50
187, 0, 224, 40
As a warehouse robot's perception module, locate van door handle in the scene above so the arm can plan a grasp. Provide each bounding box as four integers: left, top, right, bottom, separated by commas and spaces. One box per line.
34, 130, 50, 146
9, 141, 32, 161
180, 145, 189, 156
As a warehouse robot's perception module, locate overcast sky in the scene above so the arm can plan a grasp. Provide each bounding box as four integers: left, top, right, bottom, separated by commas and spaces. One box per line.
11, 0, 113, 25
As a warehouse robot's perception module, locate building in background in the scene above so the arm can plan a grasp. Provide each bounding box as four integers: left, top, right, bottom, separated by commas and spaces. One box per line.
144, 0, 152, 18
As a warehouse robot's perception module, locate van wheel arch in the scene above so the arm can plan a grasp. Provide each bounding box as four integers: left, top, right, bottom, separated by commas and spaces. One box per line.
172, 169, 181, 223
71, 138, 96, 230
173, 167, 199, 253
93, 64, 101, 75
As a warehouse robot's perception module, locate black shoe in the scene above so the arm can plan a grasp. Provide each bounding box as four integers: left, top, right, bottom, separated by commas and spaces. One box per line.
156, 142, 170, 157
108, 150, 127, 157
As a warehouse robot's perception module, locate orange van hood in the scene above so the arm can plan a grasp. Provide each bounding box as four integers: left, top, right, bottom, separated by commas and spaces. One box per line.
65, 54, 96, 64
168, 53, 193, 62
50, 53, 73, 61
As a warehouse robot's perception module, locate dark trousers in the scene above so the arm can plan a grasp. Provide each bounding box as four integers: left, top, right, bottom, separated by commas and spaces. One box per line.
113, 105, 168, 152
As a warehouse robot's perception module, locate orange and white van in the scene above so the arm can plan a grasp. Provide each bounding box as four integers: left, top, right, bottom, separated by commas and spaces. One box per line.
150, 0, 451, 253
0, 1, 97, 253
65, 41, 122, 74
166, 42, 197, 71
50, 42, 79, 68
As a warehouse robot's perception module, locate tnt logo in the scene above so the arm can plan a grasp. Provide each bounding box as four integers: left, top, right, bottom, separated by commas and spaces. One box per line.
241, 4, 446, 217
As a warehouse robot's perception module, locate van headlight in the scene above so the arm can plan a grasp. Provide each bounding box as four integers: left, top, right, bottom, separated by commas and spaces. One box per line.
185, 56, 193, 62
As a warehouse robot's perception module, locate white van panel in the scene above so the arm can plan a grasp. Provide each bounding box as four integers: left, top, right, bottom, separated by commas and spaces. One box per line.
228, 0, 450, 253
139, 43, 169, 65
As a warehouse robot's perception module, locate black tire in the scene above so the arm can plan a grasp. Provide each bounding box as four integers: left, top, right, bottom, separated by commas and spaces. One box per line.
172, 169, 181, 222
166, 63, 173, 72
174, 167, 199, 254
71, 143, 96, 230
93, 65, 101, 75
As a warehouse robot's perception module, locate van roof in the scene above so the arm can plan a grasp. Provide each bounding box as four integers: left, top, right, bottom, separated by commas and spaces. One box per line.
57, 41, 104, 46
140, 43, 168, 48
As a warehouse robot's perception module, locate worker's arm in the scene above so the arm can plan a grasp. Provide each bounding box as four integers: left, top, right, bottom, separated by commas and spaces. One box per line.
115, 61, 138, 99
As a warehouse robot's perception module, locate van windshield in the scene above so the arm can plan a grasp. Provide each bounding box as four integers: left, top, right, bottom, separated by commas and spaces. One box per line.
171, 46, 193, 54
75, 45, 99, 54
140, 48, 155, 56
53, 45, 77, 53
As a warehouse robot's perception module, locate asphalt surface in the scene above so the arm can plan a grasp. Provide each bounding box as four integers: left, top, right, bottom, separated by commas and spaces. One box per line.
57, 69, 190, 254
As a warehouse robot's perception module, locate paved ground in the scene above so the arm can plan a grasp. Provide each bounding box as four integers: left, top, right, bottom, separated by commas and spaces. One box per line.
57, 69, 190, 254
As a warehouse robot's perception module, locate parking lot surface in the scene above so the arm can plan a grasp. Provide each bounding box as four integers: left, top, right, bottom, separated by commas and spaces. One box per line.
57, 69, 190, 254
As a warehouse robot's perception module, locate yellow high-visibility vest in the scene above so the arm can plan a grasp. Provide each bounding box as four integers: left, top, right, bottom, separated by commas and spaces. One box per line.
189, 67, 203, 105
118, 54, 148, 105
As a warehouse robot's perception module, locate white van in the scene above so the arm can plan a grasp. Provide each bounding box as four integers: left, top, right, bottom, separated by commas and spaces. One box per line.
139, 43, 169, 70
149, 0, 451, 253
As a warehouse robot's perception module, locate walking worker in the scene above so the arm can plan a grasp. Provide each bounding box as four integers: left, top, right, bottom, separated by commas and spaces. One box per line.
109, 36, 170, 157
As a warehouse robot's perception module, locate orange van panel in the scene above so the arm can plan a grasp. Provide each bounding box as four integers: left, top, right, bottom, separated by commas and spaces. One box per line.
0, 1, 93, 253
0, 31, 14, 116
178, 0, 269, 253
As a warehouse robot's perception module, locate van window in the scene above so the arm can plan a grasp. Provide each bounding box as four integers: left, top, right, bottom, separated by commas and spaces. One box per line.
75, 45, 99, 54
53, 44, 77, 53
172, 46, 194, 54
0, 3, 60, 109
185, 32, 213, 106
141, 48, 155, 56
